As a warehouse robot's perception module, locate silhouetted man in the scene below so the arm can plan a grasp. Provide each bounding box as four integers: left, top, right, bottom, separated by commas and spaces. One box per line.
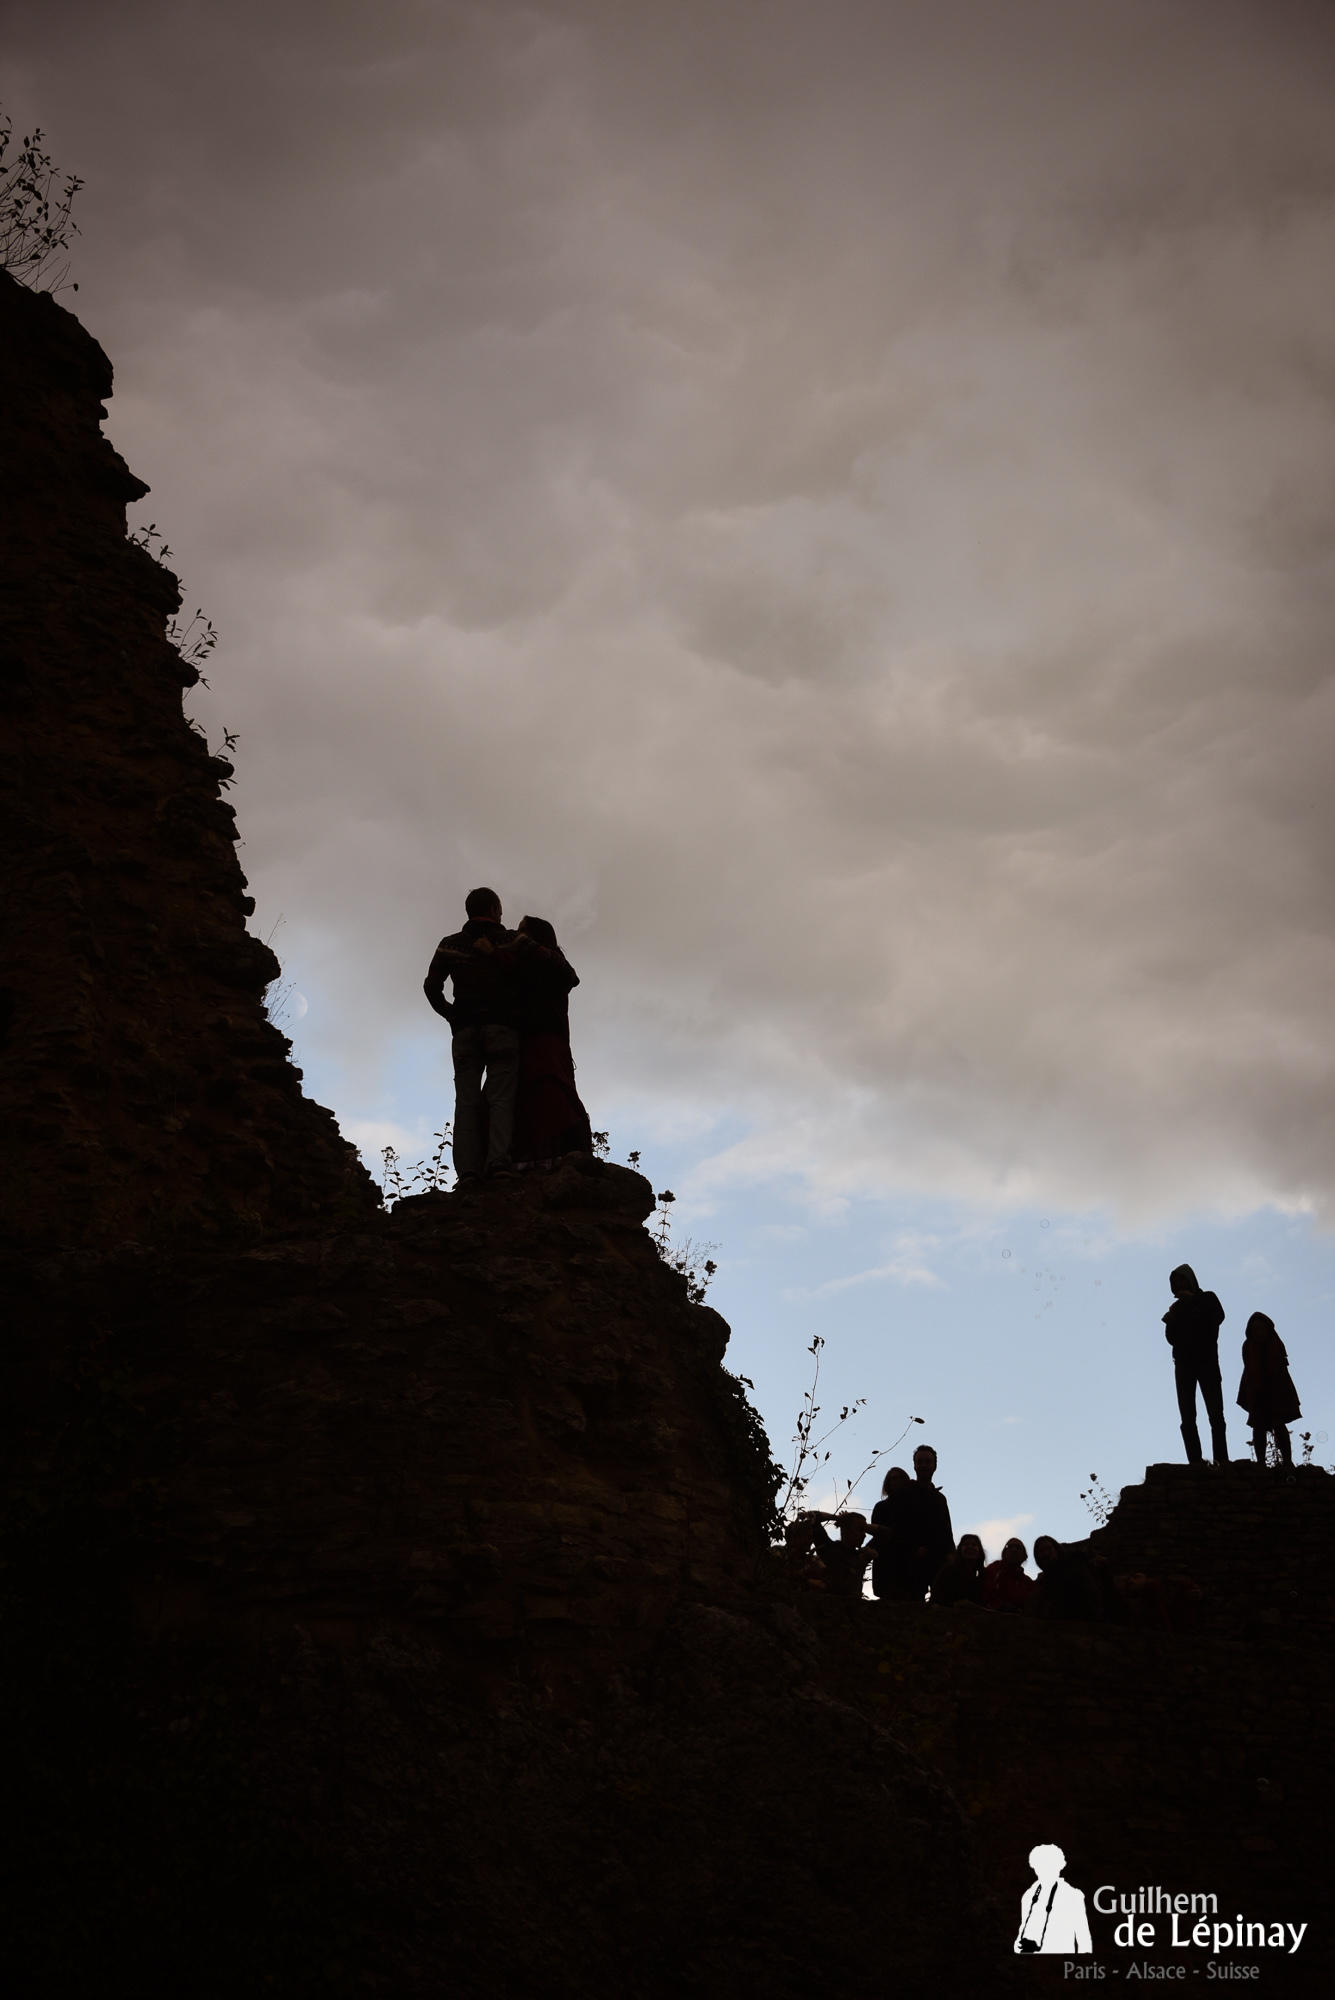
1163, 1262, 1228, 1466
423, 887, 523, 1184
906, 1444, 954, 1601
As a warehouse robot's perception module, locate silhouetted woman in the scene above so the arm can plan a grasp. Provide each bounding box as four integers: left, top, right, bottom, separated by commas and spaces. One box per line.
509, 916, 594, 1168
1237, 1312, 1302, 1468
867, 1466, 916, 1601
982, 1537, 1035, 1613
931, 1532, 986, 1606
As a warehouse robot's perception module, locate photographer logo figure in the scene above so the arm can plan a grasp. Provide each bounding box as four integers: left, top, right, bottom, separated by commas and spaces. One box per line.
1015, 1844, 1092, 1955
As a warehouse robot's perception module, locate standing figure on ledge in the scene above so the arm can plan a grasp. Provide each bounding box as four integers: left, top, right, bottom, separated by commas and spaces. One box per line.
423, 887, 523, 1185
905, 1444, 955, 1601
1237, 1312, 1302, 1468
867, 1465, 916, 1601
508, 916, 593, 1169
1162, 1263, 1229, 1466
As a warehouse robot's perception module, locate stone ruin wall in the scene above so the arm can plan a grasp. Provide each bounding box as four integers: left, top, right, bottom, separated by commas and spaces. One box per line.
0, 268, 380, 1250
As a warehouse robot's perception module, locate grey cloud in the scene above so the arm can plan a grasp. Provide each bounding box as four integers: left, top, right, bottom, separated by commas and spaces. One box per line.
9, 0, 1335, 1221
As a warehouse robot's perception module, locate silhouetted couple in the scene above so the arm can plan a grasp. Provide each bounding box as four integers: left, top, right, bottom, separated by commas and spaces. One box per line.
1163, 1264, 1303, 1468
423, 887, 592, 1185
867, 1445, 954, 1602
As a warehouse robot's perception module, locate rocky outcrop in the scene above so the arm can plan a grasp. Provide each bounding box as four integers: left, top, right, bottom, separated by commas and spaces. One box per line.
2, 1164, 1004, 1997
0, 268, 379, 1248
7, 1161, 779, 1658
1089, 1458, 1335, 1637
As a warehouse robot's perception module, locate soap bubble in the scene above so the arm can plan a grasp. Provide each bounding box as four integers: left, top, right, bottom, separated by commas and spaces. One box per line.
1002, 1249, 1011, 1259
290, 991, 308, 1021
1040, 1219, 1050, 1229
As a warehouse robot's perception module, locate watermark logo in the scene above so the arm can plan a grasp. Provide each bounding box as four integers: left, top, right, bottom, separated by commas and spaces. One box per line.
1015, 1844, 1093, 1956
1012, 1844, 1310, 1975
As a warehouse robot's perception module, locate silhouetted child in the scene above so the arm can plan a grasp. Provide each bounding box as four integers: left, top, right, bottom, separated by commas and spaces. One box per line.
806, 1511, 873, 1598
931, 1532, 986, 1606
781, 1515, 828, 1588
982, 1537, 1036, 1613
1237, 1312, 1302, 1468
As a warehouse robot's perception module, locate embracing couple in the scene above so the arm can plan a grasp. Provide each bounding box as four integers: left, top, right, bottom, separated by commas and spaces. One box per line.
423, 886, 593, 1186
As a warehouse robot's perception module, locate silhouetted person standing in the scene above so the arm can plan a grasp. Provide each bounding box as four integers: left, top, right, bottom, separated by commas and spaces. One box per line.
1163, 1263, 1228, 1466
1237, 1311, 1302, 1468
423, 888, 523, 1184
508, 916, 593, 1167
906, 1444, 954, 1601
867, 1465, 916, 1601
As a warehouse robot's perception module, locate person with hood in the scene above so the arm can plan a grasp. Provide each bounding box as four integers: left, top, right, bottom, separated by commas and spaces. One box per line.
1237, 1312, 1302, 1468
507, 915, 593, 1169
1162, 1263, 1229, 1466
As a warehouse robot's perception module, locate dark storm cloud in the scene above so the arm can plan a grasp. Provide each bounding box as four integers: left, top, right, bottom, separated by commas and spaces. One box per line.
9, 0, 1335, 1220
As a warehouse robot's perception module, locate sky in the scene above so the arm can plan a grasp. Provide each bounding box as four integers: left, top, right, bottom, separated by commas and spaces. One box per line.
7, 0, 1335, 1553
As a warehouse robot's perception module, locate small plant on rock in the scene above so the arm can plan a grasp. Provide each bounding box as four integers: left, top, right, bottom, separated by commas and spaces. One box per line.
774, 1334, 924, 1528
379, 1130, 454, 1203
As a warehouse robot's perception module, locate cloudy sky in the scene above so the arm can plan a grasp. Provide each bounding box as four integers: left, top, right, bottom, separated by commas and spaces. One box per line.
9, 0, 1335, 1549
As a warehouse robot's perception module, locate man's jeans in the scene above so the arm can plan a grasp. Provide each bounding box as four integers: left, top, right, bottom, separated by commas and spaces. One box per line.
451, 1024, 520, 1177
1175, 1354, 1229, 1465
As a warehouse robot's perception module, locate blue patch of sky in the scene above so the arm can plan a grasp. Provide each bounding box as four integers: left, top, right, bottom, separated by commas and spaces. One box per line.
286, 1006, 1335, 1558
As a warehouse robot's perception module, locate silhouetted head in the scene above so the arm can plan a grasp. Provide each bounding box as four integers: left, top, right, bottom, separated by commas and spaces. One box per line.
881, 1466, 910, 1496
519, 915, 559, 950
957, 1533, 984, 1567
1169, 1263, 1200, 1298
1245, 1311, 1276, 1340
465, 886, 502, 922
912, 1445, 938, 1482
1033, 1536, 1060, 1569
837, 1512, 867, 1542
1002, 1537, 1028, 1567
1028, 1843, 1067, 1885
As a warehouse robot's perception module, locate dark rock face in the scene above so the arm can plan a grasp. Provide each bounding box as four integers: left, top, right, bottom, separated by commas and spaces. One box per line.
2, 1165, 1001, 1997
7, 1162, 779, 1654
0, 269, 380, 1248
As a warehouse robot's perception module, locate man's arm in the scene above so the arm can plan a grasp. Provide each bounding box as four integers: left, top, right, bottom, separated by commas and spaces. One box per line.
423, 943, 461, 1024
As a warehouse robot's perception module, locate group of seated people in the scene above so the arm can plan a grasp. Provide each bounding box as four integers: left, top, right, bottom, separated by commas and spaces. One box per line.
780, 1443, 1199, 1628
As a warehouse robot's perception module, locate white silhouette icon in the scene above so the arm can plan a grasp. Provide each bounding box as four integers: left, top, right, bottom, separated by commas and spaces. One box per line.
1014, 1844, 1092, 1955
